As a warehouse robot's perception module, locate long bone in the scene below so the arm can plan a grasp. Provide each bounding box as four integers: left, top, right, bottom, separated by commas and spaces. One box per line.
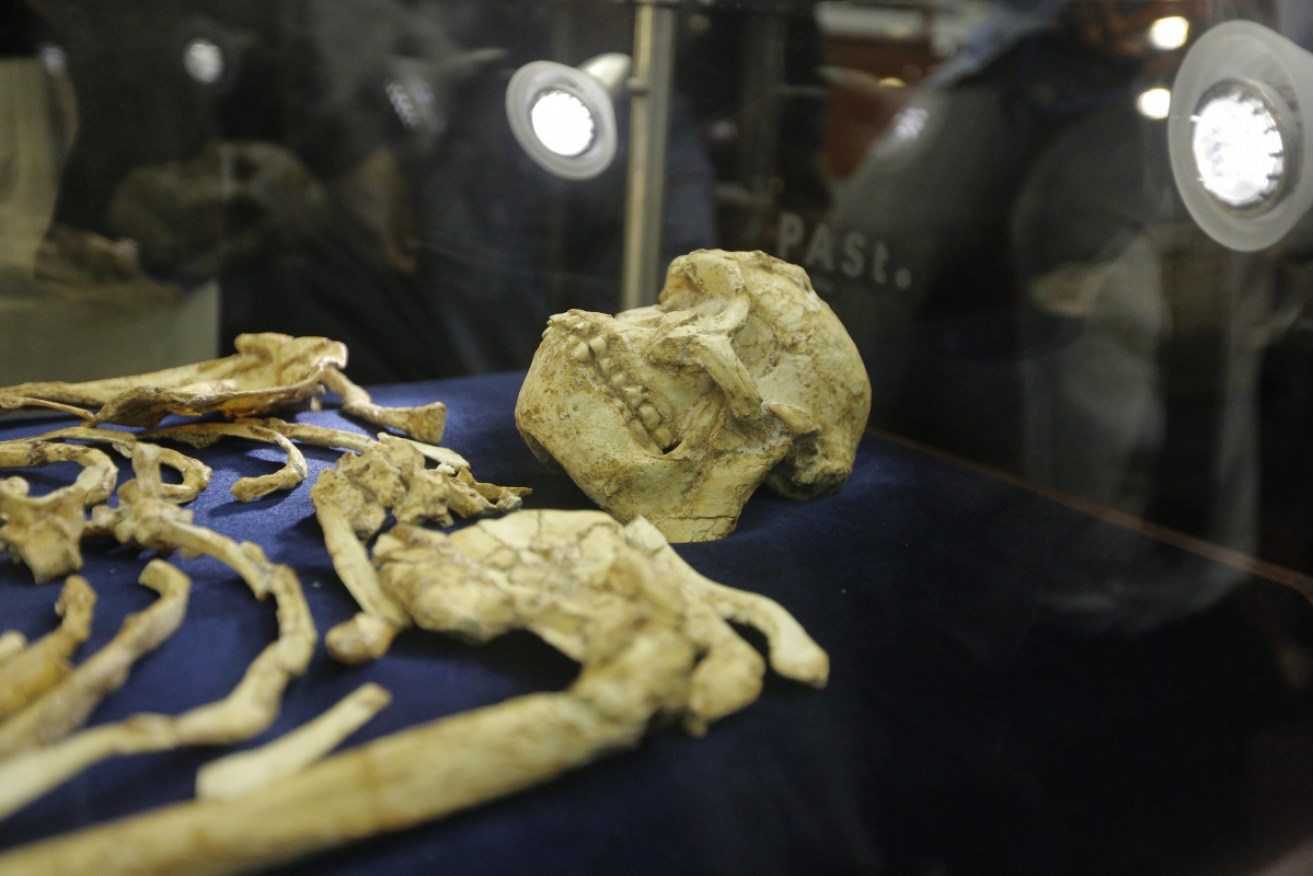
0, 594, 698, 875
247, 418, 472, 471
0, 509, 825, 873
195, 682, 392, 801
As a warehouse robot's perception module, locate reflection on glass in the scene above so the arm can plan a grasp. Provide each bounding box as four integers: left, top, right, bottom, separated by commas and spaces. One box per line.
181, 38, 225, 85
1135, 85, 1172, 119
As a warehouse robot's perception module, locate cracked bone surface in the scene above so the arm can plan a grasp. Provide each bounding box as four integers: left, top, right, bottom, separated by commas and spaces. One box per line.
375, 509, 828, 733
311, 434, 529, 664
516, 249, 871, 542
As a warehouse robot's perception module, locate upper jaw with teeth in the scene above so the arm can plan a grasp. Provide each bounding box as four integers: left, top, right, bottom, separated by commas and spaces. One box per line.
548, 312, 677, 454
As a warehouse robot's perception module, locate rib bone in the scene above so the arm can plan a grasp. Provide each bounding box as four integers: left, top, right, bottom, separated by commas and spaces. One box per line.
0, 576, 96, 721
195, 682, 391, 800
0, 560, 189, 758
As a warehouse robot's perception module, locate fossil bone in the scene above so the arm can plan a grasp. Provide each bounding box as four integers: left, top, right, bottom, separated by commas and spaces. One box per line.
0, 576, 95, 722
0, 440, 117, 581
195, 682, 391, 801
144, 422, 309, 502
0, 631, 26, 665
0, 333, 347, 426
517, 250, 871, 542
0, 622, 695, 876
0, 560, 189, 758
310, 433, 528, 664
41, 425, 212, 503
375, 510, 828, 733
0, 506, 824, 871
321, 365, 447, 445
0, 446, 316, 818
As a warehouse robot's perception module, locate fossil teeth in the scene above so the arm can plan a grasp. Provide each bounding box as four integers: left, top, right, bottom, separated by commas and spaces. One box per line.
571, 342, 590, 362
610, 372, 628, 389
588, 336, 608, 356
653, 426, 674, 449
622, 386, 644, 407
598, 357, 614, 374
638, 404, 662, 431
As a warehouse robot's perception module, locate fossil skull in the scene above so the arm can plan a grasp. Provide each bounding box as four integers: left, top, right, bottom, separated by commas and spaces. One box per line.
516, 250, 871, 541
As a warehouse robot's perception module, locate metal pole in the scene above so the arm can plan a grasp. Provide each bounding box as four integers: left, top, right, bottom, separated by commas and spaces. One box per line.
621, 2, 677, 310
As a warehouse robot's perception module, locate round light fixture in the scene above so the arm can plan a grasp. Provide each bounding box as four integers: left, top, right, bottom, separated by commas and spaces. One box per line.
182, 38, 225, 85
1190, 80, 1289, 215
1136, 86, 1172, 120
1168, 21, 1313, 251
1148, 16, 1190, 51
529, 89, 597, 157
506, 53, 630, 180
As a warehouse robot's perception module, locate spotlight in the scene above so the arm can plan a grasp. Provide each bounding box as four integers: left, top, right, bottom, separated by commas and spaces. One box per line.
505, 53, 631, 180
1148, 16, 1190, 51
183, 38, 226, 85
1169, 21, 1313, 251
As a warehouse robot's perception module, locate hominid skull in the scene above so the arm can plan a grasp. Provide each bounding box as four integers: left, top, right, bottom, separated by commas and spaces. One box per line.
516, 250, 871, 542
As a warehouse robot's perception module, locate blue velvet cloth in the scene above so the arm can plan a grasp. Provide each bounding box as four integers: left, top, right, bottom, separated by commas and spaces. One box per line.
0, 371, 1295, 874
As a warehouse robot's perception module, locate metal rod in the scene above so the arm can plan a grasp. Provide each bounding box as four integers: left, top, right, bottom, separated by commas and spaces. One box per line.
621, 3, 677, 310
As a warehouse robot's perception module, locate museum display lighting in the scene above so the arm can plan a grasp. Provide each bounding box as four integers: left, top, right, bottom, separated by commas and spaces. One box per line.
1148, 15, 1190, 51
505, 1, 677, 309
1169, 21, 1313, 250
1190, 81, 1287, 212
505, 53, 631, 181
1136, 86, 1172, 120
182, 38, 225, 85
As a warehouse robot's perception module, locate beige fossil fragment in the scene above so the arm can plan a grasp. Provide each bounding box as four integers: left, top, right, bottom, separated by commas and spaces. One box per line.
517, 249, 871, 542
0, 332, 347, 426
309, 434, 528, 664
41, 425, 212, 504
0, 439, 117, 581
250, 418, 472, 471
376, 510, 827, 733
322, 365, 447, 445
0, 623, 695, 876
0, 631, 26, 665
0, 508, 826, 874
195, 682, 391, 801
0, 560, 189, 758
0, 446, 317, 818
144, 422, 309, 501
311, 467, 410, 663
0, 576, 95, 722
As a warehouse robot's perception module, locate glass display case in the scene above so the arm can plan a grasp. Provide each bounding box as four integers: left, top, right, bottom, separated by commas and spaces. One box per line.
4, 1, 1313, 874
